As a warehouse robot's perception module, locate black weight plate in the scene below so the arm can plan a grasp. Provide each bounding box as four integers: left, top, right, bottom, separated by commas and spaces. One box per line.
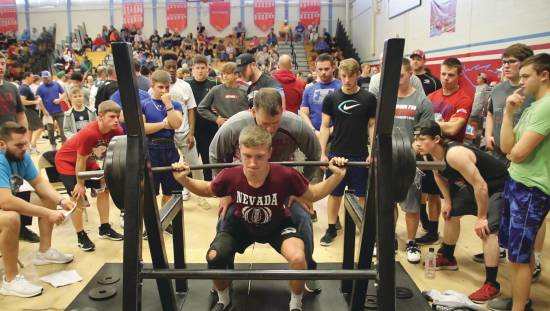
392, 128, 415, 202
88, 285, 117, 301
396, 286, 413, 299
399, 128, 416, 201
364, 294, 378, 310
98, 274, 120, 285
104, 135, 126, 209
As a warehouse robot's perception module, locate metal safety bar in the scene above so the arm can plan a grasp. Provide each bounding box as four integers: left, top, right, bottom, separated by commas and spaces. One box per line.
141, 269, 377, 281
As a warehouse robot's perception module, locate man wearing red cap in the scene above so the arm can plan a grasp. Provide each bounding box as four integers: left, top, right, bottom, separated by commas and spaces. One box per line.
411, 49, 442, 95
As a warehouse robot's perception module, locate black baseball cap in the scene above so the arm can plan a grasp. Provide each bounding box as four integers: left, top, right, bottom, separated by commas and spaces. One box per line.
235, 53, 255, 73
413, 120, 441, 137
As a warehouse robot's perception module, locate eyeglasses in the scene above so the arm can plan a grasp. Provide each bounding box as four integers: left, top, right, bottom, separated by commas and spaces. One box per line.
502, 59, 519, 65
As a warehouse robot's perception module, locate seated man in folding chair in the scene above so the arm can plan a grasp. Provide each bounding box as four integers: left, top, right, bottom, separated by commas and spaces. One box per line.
0, 122, 75, 298
172, 125, 348, 311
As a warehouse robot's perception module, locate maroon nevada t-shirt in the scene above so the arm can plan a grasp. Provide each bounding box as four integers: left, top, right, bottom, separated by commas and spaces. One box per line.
210, 164, 309, 240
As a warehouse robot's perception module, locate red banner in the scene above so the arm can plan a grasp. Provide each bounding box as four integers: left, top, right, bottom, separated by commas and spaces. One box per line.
123, 0, 144, 30
253, 0, 275, 32
299, 0, 320, 27
166, 0, 188, 32
209, 0, 231, 32
0, 0, 17, 33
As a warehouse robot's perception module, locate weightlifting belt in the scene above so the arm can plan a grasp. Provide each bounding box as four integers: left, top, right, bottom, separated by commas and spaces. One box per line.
148, 137, 175, 145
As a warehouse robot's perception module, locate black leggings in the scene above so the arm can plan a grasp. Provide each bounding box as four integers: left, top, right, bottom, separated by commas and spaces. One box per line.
195, 130, 216, 181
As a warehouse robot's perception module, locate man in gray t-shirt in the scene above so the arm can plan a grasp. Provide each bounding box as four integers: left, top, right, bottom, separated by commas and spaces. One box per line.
198, 62, 248, 127
486, 44, 534, 165
393, 59, 434, 264
486, 80, 533, 164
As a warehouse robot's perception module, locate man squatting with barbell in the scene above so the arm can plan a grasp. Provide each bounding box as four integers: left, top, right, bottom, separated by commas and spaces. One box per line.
208, 87, 325, 295
172, 124, 349, 311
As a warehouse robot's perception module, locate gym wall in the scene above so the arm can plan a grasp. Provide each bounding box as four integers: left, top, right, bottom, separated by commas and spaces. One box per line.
15, 0, 346, 45
350, 0, 550, 93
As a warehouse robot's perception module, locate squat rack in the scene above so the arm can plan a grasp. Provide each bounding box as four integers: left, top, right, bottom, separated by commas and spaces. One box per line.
111, 37, 405, 311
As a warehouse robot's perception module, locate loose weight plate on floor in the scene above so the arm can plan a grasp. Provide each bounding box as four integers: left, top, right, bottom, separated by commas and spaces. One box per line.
67, 263, 430, 310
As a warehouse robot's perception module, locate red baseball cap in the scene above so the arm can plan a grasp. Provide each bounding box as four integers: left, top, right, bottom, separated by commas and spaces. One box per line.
410, 49, 426, 59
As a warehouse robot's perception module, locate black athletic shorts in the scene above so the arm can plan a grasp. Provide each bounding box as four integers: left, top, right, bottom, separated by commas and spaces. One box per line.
449, 185, 503, 233
59, 173, 102, 196
213, 218, 303, 255
25, 109, 43, 131
420, 155, 441, 195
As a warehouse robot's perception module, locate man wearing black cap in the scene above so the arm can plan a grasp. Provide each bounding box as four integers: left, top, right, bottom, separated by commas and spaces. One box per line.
414, 120, 507, 303
235, 53, 285, 110
410, 49, 441, 95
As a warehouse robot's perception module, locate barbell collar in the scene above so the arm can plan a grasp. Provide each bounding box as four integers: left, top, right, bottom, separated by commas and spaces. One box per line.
76, 160, 446, 179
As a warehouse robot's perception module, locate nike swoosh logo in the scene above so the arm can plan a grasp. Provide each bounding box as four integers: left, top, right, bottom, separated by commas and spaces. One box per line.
337, 100, 361, 115
342, 103, 360, 110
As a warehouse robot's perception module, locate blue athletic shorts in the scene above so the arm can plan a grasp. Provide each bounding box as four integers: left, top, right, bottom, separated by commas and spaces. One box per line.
148, 142, 183, 196
325, 153, 368, 197
499, 178, 550, 264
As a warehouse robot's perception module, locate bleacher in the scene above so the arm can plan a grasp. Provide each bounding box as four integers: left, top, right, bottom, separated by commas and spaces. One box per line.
335, 19, 361, 62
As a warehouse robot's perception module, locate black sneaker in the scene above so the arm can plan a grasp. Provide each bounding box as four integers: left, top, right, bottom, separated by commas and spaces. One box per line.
473, 249, 506, 263
310, 210, 318, 222
335, 217, 342, 230
532, 262, 541, 283
211, 302, 231, 311
320, 229, 337, 246
415, 233, 440, 245
77, 231, 95, 251
305, 279, 322, 295
20, 227, 40, 243
99, 224, 123, 241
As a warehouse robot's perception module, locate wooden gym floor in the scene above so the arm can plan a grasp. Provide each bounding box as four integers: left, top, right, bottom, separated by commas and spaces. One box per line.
1, 139, 548, 311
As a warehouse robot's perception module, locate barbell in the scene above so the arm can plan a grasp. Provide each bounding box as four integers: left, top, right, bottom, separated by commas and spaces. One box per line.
76, 128, 445, 209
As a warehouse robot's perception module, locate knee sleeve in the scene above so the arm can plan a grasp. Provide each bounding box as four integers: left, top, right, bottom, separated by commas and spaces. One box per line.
206, 233, 236, 269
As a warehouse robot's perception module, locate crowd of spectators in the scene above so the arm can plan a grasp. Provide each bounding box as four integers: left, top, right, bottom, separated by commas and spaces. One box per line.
0, 27, 55, 79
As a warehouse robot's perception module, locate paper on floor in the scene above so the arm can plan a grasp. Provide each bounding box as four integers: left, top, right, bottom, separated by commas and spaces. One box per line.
40, 270, 82, 287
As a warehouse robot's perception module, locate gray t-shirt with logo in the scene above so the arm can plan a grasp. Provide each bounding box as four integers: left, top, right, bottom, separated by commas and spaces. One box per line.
393, 89, 434, 140
488, 80, 533, 162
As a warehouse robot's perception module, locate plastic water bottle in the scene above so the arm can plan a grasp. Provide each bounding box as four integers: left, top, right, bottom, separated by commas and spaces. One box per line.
425, 247, 436, 279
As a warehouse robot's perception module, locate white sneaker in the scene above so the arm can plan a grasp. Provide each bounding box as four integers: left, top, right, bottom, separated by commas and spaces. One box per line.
119, 212, 125, 228
0, 275, 43, 298
32, 248, 74, 266
406, 241, 421, 264
181, 188, 190, 201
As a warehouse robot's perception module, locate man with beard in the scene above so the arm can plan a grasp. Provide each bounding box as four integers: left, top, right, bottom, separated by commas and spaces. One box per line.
235, 53, 285, 110
0, 122, 75, 298
0, 53, 36, 243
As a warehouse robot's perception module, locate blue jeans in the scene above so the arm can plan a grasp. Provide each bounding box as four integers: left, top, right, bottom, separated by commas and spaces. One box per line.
217, 202, 316, 270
